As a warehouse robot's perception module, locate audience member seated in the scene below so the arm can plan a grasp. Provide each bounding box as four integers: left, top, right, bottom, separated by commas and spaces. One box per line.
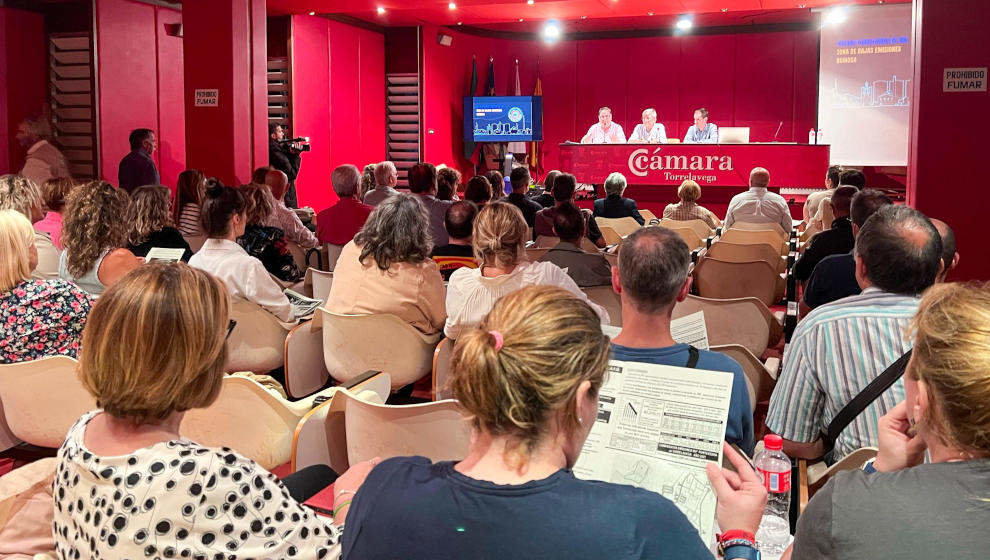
662, 179, 721, 229
345, 285, 766, 559
54, 262, 380, 559
801, 189, 892, 312
363, 161, 400, 207
534, 173, 607, 248
431, 201, 479, 281
173, 169, 207, 238
238, 183, 302, 282
33, 177, 75, 249
793, 185, 858, 282
802, 165, 841, 227
189, 184, 295, 322
531, 169, 559, 208
16, 116, 71, 186
484, 170, 505, 200
506, 167, 542, 228
593, 172, 645, 226
463, 175, 493, 207
263, 168, 319, 249
327, 193, 446, 334
59, 181, 142, 296
444, 202, 608, 339
437, 166, 462, 201
768, 205, 942, 460
538, 203, 612, 287
930, 218, 959, 282
809, 168, 866, 232
117, 128, 159, 193
408, 162, 454, 246
790, 282, 990, 559
610, 227, 754, 454
723, 167, 792, 232
124, 185, 193, 262
316, 164, 374, 246
249, 165, 273, 188
0, 174, 59, 279
0, 209, 91, 363
360, 163, 376, 200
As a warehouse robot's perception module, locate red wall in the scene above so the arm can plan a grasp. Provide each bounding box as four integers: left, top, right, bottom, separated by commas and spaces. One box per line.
291, 16, 386, 212
908, 0, 990, 281
0, 8, 47, 176
421, 25, 819, 181
95, 0, 184, 190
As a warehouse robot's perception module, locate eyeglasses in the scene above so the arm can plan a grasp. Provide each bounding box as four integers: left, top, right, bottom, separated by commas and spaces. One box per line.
226, 319, 237, 340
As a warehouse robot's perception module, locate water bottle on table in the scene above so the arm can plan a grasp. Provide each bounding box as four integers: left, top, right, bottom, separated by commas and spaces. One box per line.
754, 434, 791, 559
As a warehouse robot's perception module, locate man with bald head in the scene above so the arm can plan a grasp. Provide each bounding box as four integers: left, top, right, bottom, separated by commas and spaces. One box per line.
768, 205, 942, 460
316, 164, 373, 246
793, 185, 858, 281
259, 168, 318, 249
722, 167, 793, 233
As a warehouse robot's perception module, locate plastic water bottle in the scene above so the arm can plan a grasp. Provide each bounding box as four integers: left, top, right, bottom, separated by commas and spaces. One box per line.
808, 128, 817, 145
754, 434, 791, 559
816, 128, 825, 144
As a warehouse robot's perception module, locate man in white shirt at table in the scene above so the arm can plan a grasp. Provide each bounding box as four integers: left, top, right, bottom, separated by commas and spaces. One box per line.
723, 167, 793, 233
628, 108, 667, 144
580, 106, 625, 144
683, 107, 719, 144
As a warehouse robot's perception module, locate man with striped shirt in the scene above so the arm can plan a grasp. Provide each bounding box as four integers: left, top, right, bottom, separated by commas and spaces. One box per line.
767, 206, 943, 460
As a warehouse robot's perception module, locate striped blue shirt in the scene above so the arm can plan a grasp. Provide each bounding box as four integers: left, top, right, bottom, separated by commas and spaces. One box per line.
766, 287, 919, 459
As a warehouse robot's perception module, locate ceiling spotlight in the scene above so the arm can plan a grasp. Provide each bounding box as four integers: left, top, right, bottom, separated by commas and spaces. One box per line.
676, 16, 693, 30
308, 11, 316, 15
581, 15, 587, 19
457, 21, 462, 25
448, 2, 456, 10
527, 0, 534, 4
519, 18, 524, 22
721, 8, 728, 12
647, 12, 654, 16
824, 6, 848, 26
377, 6, 385, 15
543, 20, 562, 43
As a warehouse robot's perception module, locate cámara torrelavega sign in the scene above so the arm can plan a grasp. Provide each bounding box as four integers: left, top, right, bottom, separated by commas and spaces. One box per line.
627, 147, 734, 177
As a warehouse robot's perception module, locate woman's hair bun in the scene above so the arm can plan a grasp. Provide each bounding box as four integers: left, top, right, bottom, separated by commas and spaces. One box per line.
204, 179, 225, 199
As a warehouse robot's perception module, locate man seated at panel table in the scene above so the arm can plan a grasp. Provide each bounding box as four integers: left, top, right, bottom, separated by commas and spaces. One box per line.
580, 106, 626, 144
683, 107, 718, 144
722, 167, 792, 233
628, 108, 667, 144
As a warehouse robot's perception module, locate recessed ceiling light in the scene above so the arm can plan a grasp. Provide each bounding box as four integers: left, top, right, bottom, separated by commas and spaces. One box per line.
798, 3, 806, 8
519, 18, 524, 22
308, 11, 316, 15
824, 6, 848, 26
448, 2, 456, 10
376, 6, 385, 15
581, 15, 587, 19
676, 16, 693, 30
543, 20, 562, 43
721, 8, 728, 12
527, 0, 534, 4
647, 12, 654, 16
457, 21, 462, 25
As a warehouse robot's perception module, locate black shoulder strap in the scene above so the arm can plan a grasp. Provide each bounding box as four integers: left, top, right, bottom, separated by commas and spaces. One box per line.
685, 346, 700, 369
823, 349, 912, 451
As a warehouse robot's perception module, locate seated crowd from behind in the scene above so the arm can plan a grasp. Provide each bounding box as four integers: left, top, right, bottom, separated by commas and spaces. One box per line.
261, 166, 320, 249
506, 166, 542, 228
316, 164, 373, 247
593, 171, 645, 225
443, 201, 608, 340
33, 177, 75, 249
530, 169, 558, 208
792, 184, 858, 282
173, 169, 207, 238
537, 202, 612, 287
59, 180, 142, 296
722, 166, 791, 232
238, 182, 303, 282
188, 182, 296, 322
534, 172, 607, 248
768, 205, 943, 460
463, 174, 493, 207
801, 164, 842, 228
436, 166, 462, 201
662, 179, 721, 229
431, 200, 480, 280
484, 169, 505, 201
363, 160, 400, 207
125, 185, 192, 262
326, 192, 446, 335
409, 162, 455, 246
610, 227, 754, 454
0, 174, 60, 279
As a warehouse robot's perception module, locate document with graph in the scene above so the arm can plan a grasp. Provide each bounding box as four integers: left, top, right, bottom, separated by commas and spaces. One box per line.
573, 360, 733, 545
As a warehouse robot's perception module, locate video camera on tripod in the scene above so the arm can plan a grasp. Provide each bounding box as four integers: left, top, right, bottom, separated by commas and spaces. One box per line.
276, 136, 311, 152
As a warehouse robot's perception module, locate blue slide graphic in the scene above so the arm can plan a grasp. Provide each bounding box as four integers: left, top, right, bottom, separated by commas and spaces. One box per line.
464, 96, 543, 142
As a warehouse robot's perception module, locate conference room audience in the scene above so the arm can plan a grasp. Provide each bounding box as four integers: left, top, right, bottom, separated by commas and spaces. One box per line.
537, 203, 612, 287
59, 180, 141, 296
683, 107, 718, 144
431, 200, 479, 281
16, 116, 71, 187
506, 167, 542, 228
238, 182, 302, 282
343, 286, 762, 559
408, 162, 454, 246
801, 189, 892, 312
437, 166, 462, 201
628, 108, 668, 144
802, 165, 842, 226
808, 169, 866, 232
172, 169, 207, 238
793, 185, 858, 282
610, 227, 754, 454
360, 163, 377, 201
117, 128, 159, 193
530, 169, 559, 208
33, 177, 75, 249
534, 172, 607, 248
327, 193, 446, 335
722, 167, 792, 232
0, 209, 91, 363
484, 170, 505, 200
768, 205, 942, 460
930, 218, 959, 282
463, 175, 493, 207
444, 202, 608, 339
789, 282, 990, 560
263, 168, 319, 249
54, 262, 380, 559
124, 185, 192, 262
0, 174, 59, 279
662, 179, 721, 229
189, 183, 295, 322
364, 161, 400, 207
316, 164, 374, 246
593, 172, 645, 225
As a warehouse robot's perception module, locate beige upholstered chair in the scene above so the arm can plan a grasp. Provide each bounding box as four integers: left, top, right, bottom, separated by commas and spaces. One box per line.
710, 343, 780, 409
719, 229, 788, 255
594, 216, 641, 237
598, 226, 623, 246
432, 338, 455, 401
322, 243, 345, 272
729, 220, 789, 239
226, 300, 293, 373
639, 209, 658, 223
582, 285, 622, 326
0, 356, 94, 449
659, 218, 714, 239
283, 321, 332, 399
694, 257, 785, 307
310, 268, 333, 302
672, 294, 783, 356
661, 224, 706, 251
706, 241, 787, 273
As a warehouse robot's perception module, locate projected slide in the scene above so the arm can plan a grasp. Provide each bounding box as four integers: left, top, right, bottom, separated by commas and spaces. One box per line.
818, 4, 912, 166
465, 96, 543, 142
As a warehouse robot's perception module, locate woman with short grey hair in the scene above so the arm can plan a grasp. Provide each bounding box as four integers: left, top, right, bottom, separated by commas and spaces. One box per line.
325, 193, 447, 335
593, 172, 645, 225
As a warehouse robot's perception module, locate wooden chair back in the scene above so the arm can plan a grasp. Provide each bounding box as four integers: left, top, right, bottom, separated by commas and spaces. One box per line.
729, 220, 789, 239
694, 257, 782, 307
717, 229, 787, 255
344, 395, 471, 466
226, 300, 291, 373
672, 294, 782, 357
0, 356, 94, 449
310, 268, 333, 302
582, 285, 622, 326
598, 225, 623, 245
709, 344, 780, 411
639, 209, 658, 223
707, 241, 786, 273
660, 218, 713, 239
594, 216, 641, 237
432, 338, 455, 401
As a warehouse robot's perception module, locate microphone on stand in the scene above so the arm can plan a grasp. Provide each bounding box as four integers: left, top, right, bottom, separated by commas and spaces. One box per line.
772, 121, 784, 142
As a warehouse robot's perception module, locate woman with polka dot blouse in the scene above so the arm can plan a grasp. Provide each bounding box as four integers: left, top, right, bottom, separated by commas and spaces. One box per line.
52, 262, 377, 560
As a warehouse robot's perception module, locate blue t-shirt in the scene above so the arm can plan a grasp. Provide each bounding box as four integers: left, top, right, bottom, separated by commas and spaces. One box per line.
342, 457, 711, 560
610, 343, 754, 455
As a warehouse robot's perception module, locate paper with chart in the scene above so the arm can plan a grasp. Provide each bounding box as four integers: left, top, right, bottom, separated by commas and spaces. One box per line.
600, 310, 710, 350
573, 360, 733, 545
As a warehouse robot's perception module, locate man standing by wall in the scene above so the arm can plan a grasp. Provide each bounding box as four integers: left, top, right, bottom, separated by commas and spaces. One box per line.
118, 128, 159, 193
